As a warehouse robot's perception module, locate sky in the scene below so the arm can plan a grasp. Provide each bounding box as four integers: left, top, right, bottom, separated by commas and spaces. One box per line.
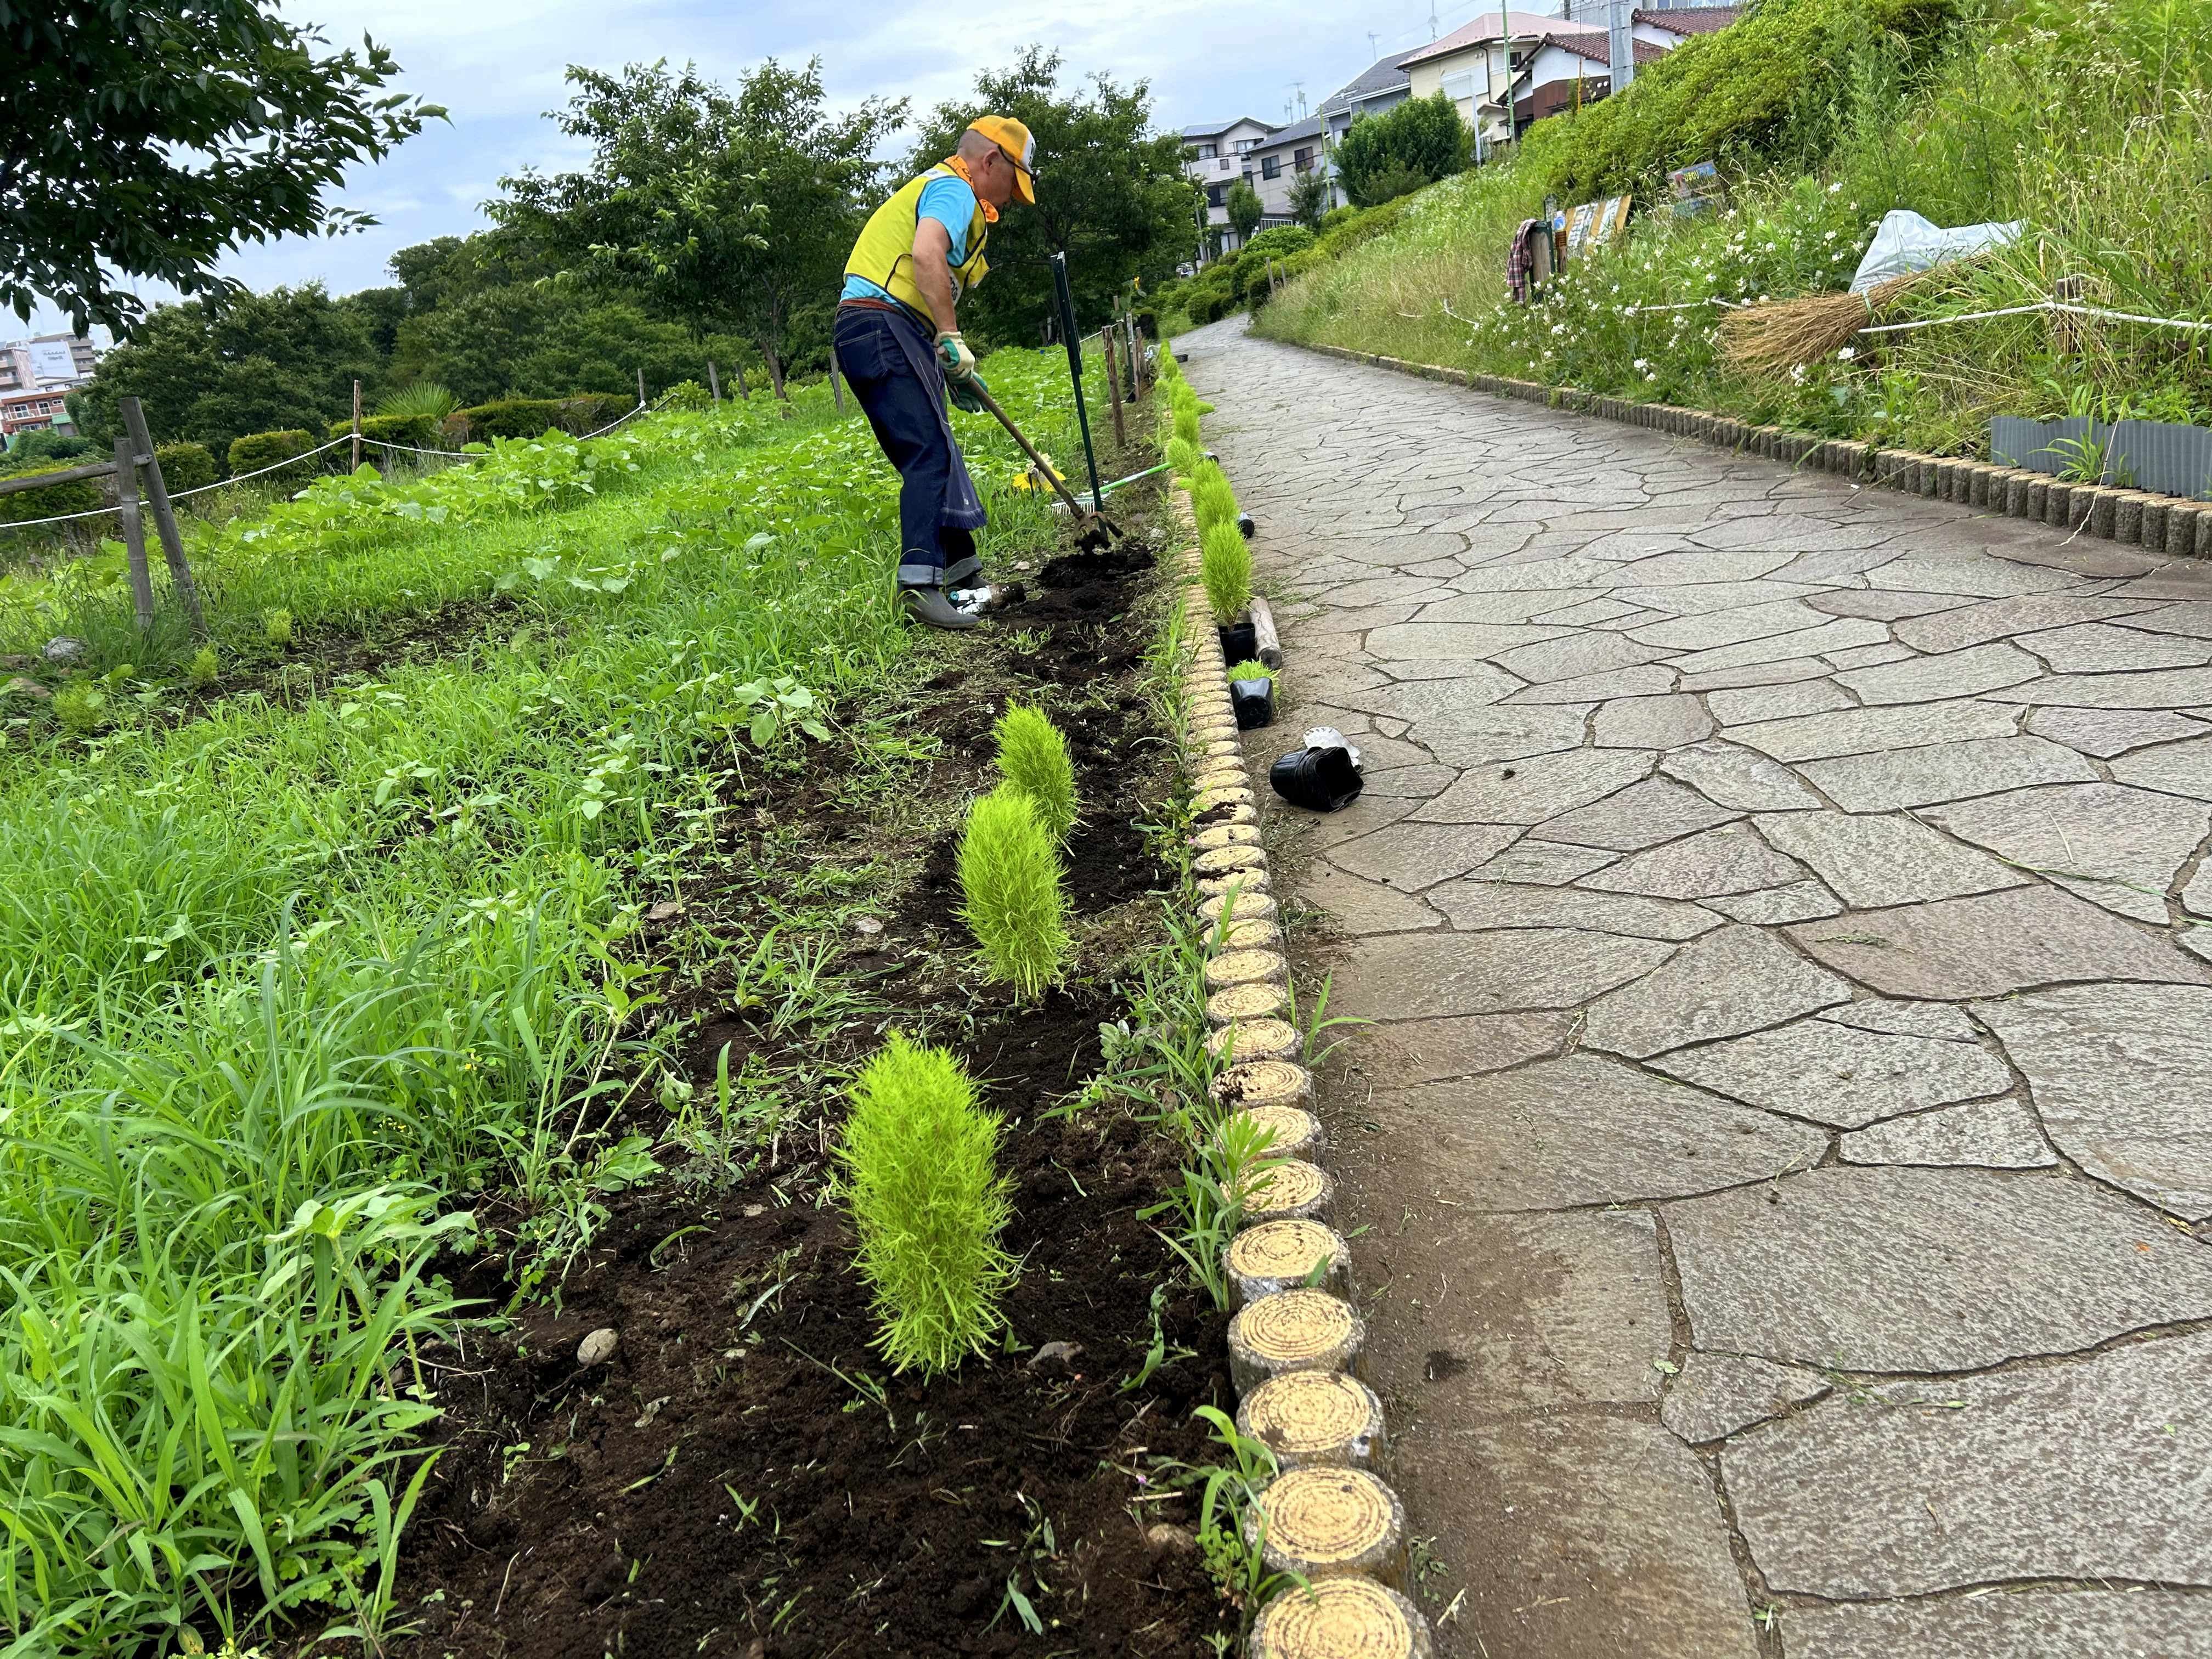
19, 0, 1525, 344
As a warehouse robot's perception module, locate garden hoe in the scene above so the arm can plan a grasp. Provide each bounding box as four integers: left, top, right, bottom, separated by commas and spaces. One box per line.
966, 381, 1123, 552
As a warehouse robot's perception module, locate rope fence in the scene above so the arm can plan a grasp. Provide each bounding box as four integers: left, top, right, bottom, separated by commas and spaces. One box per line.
0, 391, 672, 533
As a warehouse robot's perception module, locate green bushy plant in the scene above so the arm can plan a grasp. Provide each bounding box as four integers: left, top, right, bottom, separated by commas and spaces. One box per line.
328, 414, 438, 450
153, 442, 217, 493
459, 399, 569, 443
0, 460, 101, 525
957, 786, 1070, 1000
186, 645, 219, 687
262, 608, 292, 647
1165, 436, 1199, 479
1188, 463, 1237, 532
1173, 396, 1201, 448
1224, 658, 1274, 681
1201, 522, 1252, 622
227, 429, 319, 481
992, 703, 1078, 845
374, 381, 460, 421
837, 1034, 1017, 1376
51, 680, 109, 733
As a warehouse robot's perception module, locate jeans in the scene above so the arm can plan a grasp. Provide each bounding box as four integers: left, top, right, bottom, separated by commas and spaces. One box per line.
833, 306, 983, 588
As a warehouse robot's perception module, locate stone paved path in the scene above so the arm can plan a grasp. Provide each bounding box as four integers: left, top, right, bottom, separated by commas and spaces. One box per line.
1183, 320, 2212, 1658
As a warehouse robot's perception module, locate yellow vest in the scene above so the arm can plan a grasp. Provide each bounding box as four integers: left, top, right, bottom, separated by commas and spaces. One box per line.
843, 163, 991, 332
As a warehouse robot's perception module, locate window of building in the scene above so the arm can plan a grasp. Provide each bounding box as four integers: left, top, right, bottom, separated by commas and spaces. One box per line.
1294, 146, 1314, 171
1198, 143, 1216, 159
1234, 137, 1256, 154
1207, 183, 1226, 208
1261, 154, 1281, 179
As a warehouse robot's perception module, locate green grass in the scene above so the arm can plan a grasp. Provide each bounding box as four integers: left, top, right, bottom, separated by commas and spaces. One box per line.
835, 1034, 1016, 1376
0, 346, 1107, 1655
1256, 0, 2212, 456
956, 786, 1071, 1001
991, 703, 1078, 845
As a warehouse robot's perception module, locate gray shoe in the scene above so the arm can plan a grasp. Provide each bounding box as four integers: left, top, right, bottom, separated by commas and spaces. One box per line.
898, 584, 982, 630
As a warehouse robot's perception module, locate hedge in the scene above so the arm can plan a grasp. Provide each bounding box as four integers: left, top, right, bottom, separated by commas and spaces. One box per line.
0, 461, 103, 527
154, 442, 217, 494
325, 413, 438, 451
227, 429, 321, 482
459, 394, 633, 443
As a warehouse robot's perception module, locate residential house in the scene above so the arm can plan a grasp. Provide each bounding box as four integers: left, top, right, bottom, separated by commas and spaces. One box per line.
1511, 31, 1668, 129
1402, 5, 1733, 151
1180, 117, 1279, 252
1316, 48, 1418, 212
1, 388, 76, 438
1244, 115, 1330, 224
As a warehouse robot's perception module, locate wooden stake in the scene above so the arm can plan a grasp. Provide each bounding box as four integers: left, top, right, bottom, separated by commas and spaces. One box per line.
115, 439, 155, 634
351, 379, 362, 473
117, 397, 204, 635
636, 366, 647, 408
827, 346, 845, 415
732, 356, 749, 398
1099, 327, 1126, 448
707, 360, 721, 405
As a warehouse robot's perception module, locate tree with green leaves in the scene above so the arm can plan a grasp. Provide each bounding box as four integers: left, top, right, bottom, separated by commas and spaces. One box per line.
2, 0, 443, 336
1335, 91, 1471, 206
906, 47, 1200, 345
72, 284, 385, 458
1287, 167, 1332, 230
1226, 178, 1265, 242
492, 59, 903, 397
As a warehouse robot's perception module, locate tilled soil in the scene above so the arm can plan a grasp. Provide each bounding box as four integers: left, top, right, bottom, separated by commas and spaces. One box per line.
374, 483, 1238, 1658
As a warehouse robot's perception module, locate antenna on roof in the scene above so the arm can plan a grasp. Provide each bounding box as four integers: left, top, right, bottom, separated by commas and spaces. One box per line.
1367, 29, 1381, 55
1430, 0, 1440, 37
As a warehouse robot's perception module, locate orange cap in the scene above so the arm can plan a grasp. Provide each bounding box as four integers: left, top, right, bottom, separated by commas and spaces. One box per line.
967, 115, 1036, 204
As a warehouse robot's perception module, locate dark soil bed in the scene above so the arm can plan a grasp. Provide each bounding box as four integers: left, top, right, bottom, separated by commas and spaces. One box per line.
366, 475, 1237, 1659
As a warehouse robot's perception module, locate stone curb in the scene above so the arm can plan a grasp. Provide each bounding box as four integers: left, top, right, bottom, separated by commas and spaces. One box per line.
1167, 481, 1434, 1659
1297, 341, 2212, 558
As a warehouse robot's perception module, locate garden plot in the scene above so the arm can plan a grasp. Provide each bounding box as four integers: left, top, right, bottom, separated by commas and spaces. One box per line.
0, 359, 1234, 1657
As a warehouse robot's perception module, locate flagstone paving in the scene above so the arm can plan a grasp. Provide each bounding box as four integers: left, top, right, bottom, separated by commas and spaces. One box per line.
1183, 320, 2212, 1658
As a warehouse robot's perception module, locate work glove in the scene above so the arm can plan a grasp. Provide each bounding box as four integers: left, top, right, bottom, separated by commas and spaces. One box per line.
935, 330, 980, 382
947, 371, 988, 415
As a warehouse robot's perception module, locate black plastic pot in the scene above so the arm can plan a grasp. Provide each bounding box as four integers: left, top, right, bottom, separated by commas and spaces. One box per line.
1237, 512, 1256, 539
1231, 676, 1276, 729
1269, 743, 1364, 812
1218, 620, 1258, 662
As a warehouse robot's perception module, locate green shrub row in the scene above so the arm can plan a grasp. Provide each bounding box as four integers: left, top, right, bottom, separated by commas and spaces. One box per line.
0, 460, 103, 526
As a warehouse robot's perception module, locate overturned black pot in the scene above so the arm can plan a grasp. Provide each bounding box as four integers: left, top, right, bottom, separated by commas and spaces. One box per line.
1270, 741, 1363, 812
1218, 620, 1259, 662
1231, 676, 1276, 729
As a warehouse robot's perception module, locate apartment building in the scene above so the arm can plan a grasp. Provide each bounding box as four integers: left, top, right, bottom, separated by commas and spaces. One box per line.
1180, 116, 1279, 252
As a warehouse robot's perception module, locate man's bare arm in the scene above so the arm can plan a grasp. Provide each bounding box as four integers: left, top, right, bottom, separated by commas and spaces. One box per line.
913, 218, 957, 336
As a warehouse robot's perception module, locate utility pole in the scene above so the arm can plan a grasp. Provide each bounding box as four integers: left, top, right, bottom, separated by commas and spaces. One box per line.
1609, 0, 1636, 92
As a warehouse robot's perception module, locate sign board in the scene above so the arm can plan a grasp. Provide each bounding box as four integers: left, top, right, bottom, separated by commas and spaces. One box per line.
25, 339, 77, 382
1668, 161, 1718, 201
1564, 200, 1599, 258
1564, 196, 1632, 260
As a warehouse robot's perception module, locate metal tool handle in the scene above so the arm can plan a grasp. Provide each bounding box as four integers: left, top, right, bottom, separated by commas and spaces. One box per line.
967, 380, 1094, 522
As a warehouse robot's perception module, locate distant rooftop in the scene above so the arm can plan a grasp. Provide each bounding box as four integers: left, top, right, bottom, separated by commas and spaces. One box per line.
1253, 114, 1328, 148
1180, 117, 1279, 140
1400, 10, 1596, 66
1632, 5, 1740, 30
1319, 48, 1418, 114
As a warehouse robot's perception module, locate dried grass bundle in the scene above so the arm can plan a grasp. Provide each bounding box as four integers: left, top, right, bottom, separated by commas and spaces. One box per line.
1719, 272, 1929, 373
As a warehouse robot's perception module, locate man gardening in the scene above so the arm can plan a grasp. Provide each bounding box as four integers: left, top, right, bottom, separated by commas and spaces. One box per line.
837, 116, 1036, 630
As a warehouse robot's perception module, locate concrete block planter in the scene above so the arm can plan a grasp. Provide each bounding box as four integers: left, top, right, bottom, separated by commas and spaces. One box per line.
1199, 888, 1279, 925
1226, 1288, 1367, 1394
1246, 1577, 1434, 1659
1250, 1467, 1408, 1587
1215, 1057, 1315, 1110
1226, 1217, 1353, 1306
1205, 947, 1290, 989
1240, 1156, 1336, 1223
1217, 1101, 1325, 1162
1237, 1369, 1385, 1470
1205, 1015, 1301, 1066
1206, 980, 1294, 1028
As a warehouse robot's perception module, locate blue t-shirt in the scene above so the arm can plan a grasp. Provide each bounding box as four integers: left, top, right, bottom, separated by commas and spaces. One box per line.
842, 174, 978, 307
